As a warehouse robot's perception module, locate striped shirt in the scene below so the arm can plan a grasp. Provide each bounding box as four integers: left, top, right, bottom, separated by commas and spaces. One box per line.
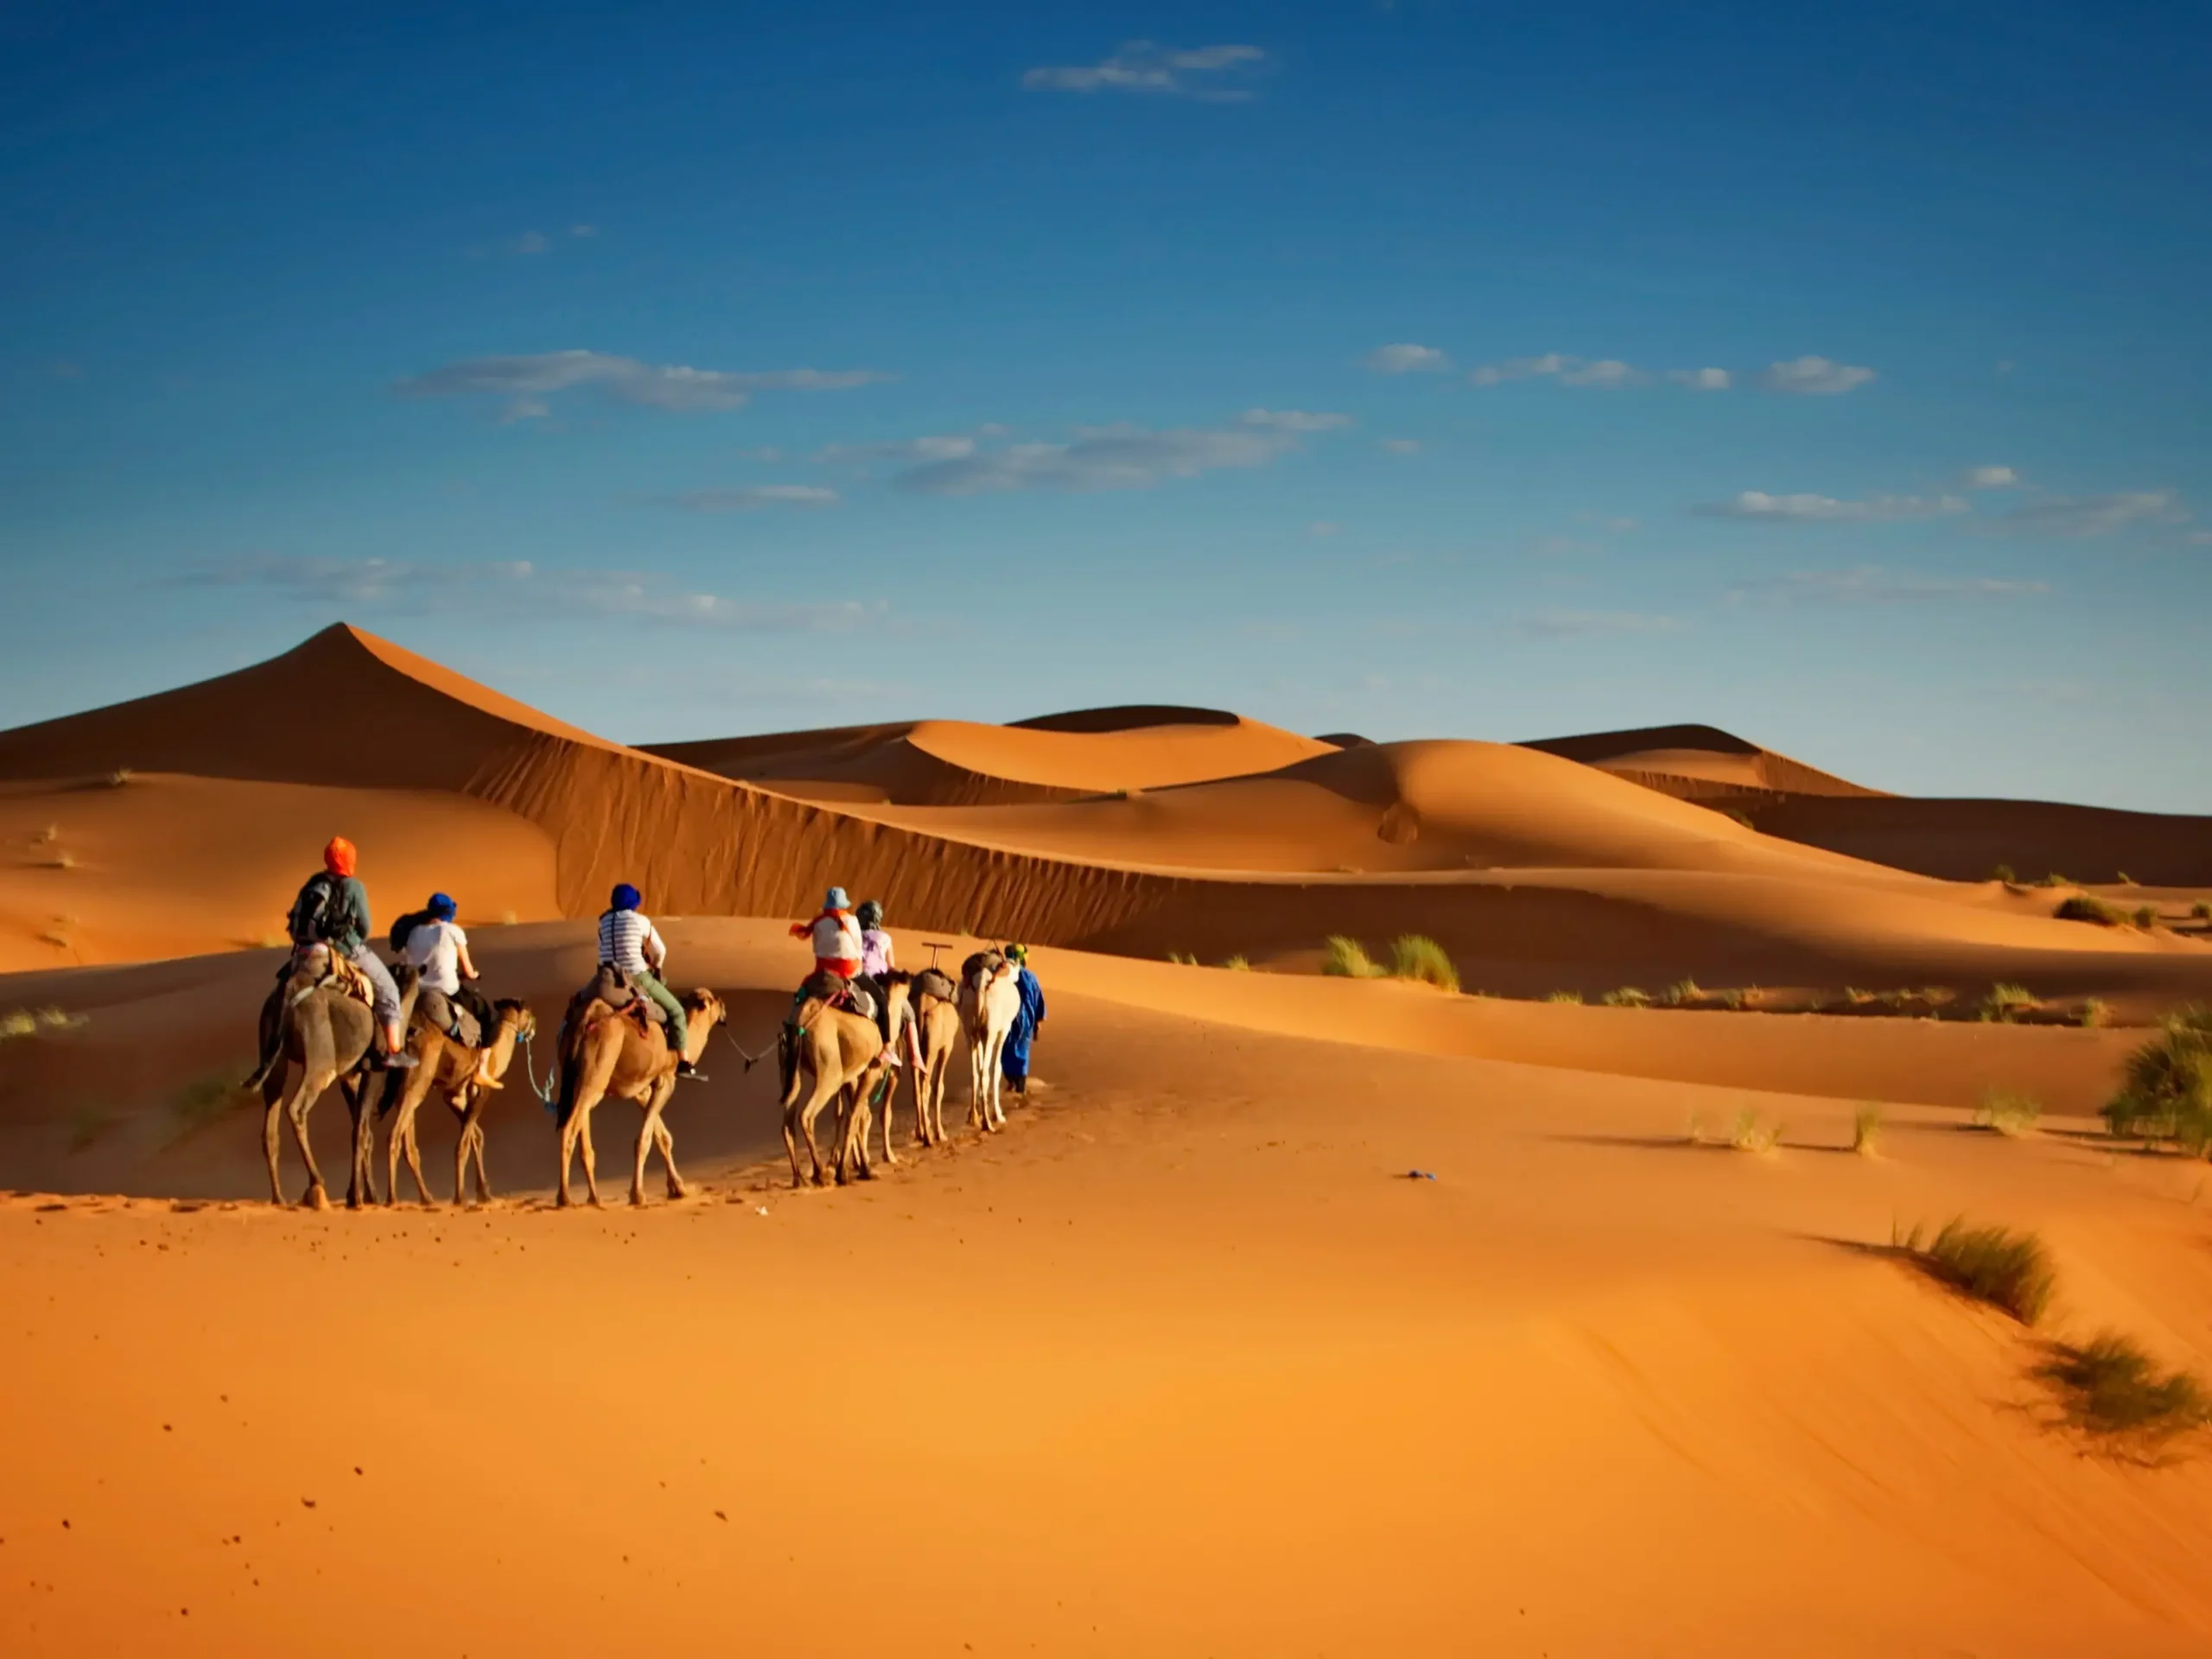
598, 909, 666, 975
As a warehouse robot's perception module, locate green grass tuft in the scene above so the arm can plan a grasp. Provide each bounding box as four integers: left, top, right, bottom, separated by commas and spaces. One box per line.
1600, 986, 1652, 1008
2133, 904, 2158, 930
1904, 1217, 2056, 1325
1852, 1104, 1885, 1156
1166, 950, 1199, 966
2035, 1333, 2212, 1450
1974, 1087, 2043, 1136
1322, 936, 1389, 979
0, 1006, 86, 1041
1728, 1109, 1783, 1155
1544, 989, 1584, 1005
1388, 934, 1459, 993
106, 766, 135, 787
1980, 982, 2038, 1023
2102, 1007, 2212, 1153
1991, 863, 2016, 884
1663, 978, 1703, 1007
1221, 955, 1252, 971
2076, 998, 2111, 1028
2193, 901, 2211, 923
2054, 893, 2126, 926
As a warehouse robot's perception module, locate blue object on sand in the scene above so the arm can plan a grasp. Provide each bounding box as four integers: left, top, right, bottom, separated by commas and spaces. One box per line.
1406, 1169, 1436, 1180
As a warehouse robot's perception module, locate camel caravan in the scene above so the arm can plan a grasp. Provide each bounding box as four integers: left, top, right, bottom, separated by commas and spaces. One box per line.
250, 843, 1046, 1210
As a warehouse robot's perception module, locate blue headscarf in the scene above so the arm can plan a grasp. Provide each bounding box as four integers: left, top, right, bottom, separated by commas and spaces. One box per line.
825, 887, 850, 911
428, 892, 458, 921
611, 883, 642, 912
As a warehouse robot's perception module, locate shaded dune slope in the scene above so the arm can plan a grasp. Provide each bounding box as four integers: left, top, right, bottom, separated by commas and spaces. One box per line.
1742, 794, 2212, 887
1522, 721, 1886, 802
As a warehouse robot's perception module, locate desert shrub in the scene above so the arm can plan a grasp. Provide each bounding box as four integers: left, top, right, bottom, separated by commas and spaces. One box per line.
2102, 1007, 2212, 1150
1852, 1104, 1884, 1156
1600, 986, 1651, 1008
1664, 978, 1702, 1007
1974, 1088, 2042, 1137
2036, 1334, 2212, 1450
0, 1007, 86, 1042
1221, 955, 1252, 971
168, 1075, 251, 1141
1902, 1217, 2056, 1325
2036, 872, 2073, 888
2054, 894, 2125, 926
1991, 863, 2016, 884
1389, 935, 1460, 993
2076, 998, 2111, 1028
2133, 905, 2158, 929
2116, 870, 2136, 886
1544, 989, 1584, 1005
1980, 982, 2037, 1023
1717, 988, 1746, 1011
1166, 950, 1199, 966
1322, 936, 1387, 979
1728, 1109, 1782, 1154
106, 767, 135, 787
2193, 902, 2211, 923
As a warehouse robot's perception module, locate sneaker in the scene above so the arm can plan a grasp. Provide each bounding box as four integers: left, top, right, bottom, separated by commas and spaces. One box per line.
676, 1060, 707, 1082
381, 1050, 419, 1071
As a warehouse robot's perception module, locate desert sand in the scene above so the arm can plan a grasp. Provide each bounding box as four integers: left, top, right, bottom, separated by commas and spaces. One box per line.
4, 625, 2212, 1656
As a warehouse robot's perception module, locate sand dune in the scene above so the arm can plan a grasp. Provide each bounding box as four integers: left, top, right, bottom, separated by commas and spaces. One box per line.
1522, 721, 1886, 801
1744, 793, 2212, 886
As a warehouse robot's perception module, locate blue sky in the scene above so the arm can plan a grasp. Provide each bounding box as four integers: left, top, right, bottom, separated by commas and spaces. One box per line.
3, 0, 2208, 809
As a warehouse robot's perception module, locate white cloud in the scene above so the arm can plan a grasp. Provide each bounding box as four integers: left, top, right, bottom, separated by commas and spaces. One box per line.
1241, 407, 1352, 431
180, 556, 875, 631
1363, 342, 1452, 374
894, 420, 1315, 496
1962, 465, 2020, 489
816, 434, 980, 465
1514, 610, 1681, 638
1470, 353, 1641, 388
510, 230, 550, 256
1761, 355, 1877, 396
1694, 490, 1968, 523
1022, 41, 1268, 100
1997, 489, 2188, 537
1732, 567, 2050, 603
1379, 437, 1423, 454
568, 223, 599, 238
1667, 367, 1732, 391
397, 351, 890, 419
1308, 520, 1342, 537
668, 485, 840, 512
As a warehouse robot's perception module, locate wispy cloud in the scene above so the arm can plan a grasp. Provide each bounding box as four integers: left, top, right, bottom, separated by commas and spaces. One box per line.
1363, 342, 1452, 374
397, 350, 891, 420
1022, 41, 1269, 100
1513, 610, 1681, 638
1308, 520, 1342, 537
1667, 367, 1732, 391
1761, 355, 1876, 396
1379, 436, 1423, 454
1693, 490, 1967, 524
666, 485, 840, 512
1470, 353, 1642, 388
1961, 464, 2020, 489
1731, 567, 2050, 604
893, 417, 1326, 497
179, 555, 874, 630
1995, 489, 2188, 537
1241, 407, 1352, 432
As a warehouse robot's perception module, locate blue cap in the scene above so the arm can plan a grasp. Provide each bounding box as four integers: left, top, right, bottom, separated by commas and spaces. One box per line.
611, 883, 641, 912
825, 887, 850, 910
428, 892, 458, 921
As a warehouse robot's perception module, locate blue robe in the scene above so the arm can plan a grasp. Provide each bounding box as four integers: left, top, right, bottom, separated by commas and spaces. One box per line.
1002, 968, 1046, 1084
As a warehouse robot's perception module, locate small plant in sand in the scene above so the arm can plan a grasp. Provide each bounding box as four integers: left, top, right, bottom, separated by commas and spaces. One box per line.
105, 767, 135, 787
1974, 1087, 2043, 1137
1716, 987, 1747, 1010
1663, 978, 1703, 1007
1727, 1109, 1783, 1155
1544, 989, 1584, 1004
1600, 986, 1652, 1008
1852, 1104, 1885, 1156
2054, 893, 2125, 926
2102, 1007, 2212, 1153
47, 850, 76, 871
1898, 1217, 2056, 1325
2193, 902, 2211, 923
1322, 935, 1388, 979
1389, 935, 1459, 993
1991, 863, 2016, 884
1, 1007, 86, 1042
1980, 982, 2037, 1023
2035, 1333, 2212, 1452
1221, 955, 1252, 971
2036, 872, 2074, 888
2076, 998, 2112, 1028
168, 1074, 251, 1141
1165, 950, 1199, 966
2133, 905, 2158, 930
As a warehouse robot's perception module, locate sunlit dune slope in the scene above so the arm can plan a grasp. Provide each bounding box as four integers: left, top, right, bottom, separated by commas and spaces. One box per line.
648, 708, 1333, 804
1522, 721, 1885, 802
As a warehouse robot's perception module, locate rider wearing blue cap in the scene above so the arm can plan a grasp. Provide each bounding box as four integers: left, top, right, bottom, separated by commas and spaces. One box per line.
599, 882, 696, 1075
403, 890, 479, 1044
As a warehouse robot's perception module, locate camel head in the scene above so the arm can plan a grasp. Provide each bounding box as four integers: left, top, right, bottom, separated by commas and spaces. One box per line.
683, 988, 727, 1031
493, 998, 536, 1040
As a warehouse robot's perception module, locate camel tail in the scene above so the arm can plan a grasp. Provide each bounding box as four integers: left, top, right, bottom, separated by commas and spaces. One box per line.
244, 988, 289, 1091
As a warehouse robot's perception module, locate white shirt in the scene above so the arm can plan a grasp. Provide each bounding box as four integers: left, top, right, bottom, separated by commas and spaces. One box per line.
810, 911, 863, 963
405, 919, 468, 995
599, 909, 666, 975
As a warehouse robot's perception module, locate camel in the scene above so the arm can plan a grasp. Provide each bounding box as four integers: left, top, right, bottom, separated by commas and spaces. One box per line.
958, 953, 1021, 1134
377, 998, 537, 1206
905, 980, 962, 1150
555, 988, 726, 1208
779, 975, 912, 1188
251, 950, 421, 1210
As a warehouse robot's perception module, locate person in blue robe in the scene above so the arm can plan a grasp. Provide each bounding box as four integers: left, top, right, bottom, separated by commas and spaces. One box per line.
1001, 943, 1046, 1094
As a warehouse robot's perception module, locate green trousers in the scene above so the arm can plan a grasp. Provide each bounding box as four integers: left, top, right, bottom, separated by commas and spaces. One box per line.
632, 969, 689, 1053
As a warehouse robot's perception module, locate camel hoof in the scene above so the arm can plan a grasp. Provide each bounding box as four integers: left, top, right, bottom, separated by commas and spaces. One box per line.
302, 1186, 329, 1211
667, 1182, 688, 1201
629, 1192, 647, 1208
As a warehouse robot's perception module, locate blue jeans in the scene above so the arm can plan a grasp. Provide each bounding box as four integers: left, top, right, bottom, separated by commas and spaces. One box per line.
347, 944, 404, 1027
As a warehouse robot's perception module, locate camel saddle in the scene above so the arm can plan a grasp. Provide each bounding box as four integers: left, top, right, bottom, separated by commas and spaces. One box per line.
283, 942, 377, 1012
961, 950, 1007, 987
567, 965, 676, 1047
912, 967, 957, 1004
796, 969, 874, 1024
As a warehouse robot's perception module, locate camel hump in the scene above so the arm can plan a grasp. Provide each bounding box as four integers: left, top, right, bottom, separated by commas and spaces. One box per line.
913, 967, 957, 1004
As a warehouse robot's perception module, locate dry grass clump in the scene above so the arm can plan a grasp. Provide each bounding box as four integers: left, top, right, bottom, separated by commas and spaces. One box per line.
1322, 935, 1388, 979
1852, 1104, 1885, 1156
1388, 934, 1459, 993
1600, 986, 1651, 1008
2035, 872, 2074, 888
2035, 1333, 2212, 1452
2075, 998, 2112, 1029
1165, 950, 1199, 966
1662, 978, 1702, 1007
1544, 989, 1584, 1005
2193, 902, 2211, 923
2102, 1007, 2212, 1154
1221, 955, 1252, 971
1980, 982, 2037, 1023
1727, 1109, 1783, 1155
1974, 1087, 2043, 1137
0, 1006, 89, 1041
168, 1075, 251, 1141
2054, 893, 2126, 926
1898, 1217, 2055, 1325
1991, 863, 2016, 884
106, 766, 135, 787
2133, 904, 2158, 929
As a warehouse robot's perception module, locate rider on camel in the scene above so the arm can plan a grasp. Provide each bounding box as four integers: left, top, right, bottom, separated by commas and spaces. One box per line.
599, 883, 700, 1078
287, 836, 415, 1069
789, 887, 888, 1042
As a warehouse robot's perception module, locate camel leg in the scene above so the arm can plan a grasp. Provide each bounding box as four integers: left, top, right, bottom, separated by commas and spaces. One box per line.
399, 1101, 432, 1205
454, 1091, 492, 1205
798, 1075, 842, 1187
285, 1071, 334, 1210
630, 1078, 682, 1206
385, 1066, 433, 1205
879, 1065, 900, 1166
263, 1065, 289, 1204
342, 1077, 378, 1210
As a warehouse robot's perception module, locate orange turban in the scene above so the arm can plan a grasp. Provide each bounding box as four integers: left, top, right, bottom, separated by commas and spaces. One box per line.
323, 836, 357, 877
